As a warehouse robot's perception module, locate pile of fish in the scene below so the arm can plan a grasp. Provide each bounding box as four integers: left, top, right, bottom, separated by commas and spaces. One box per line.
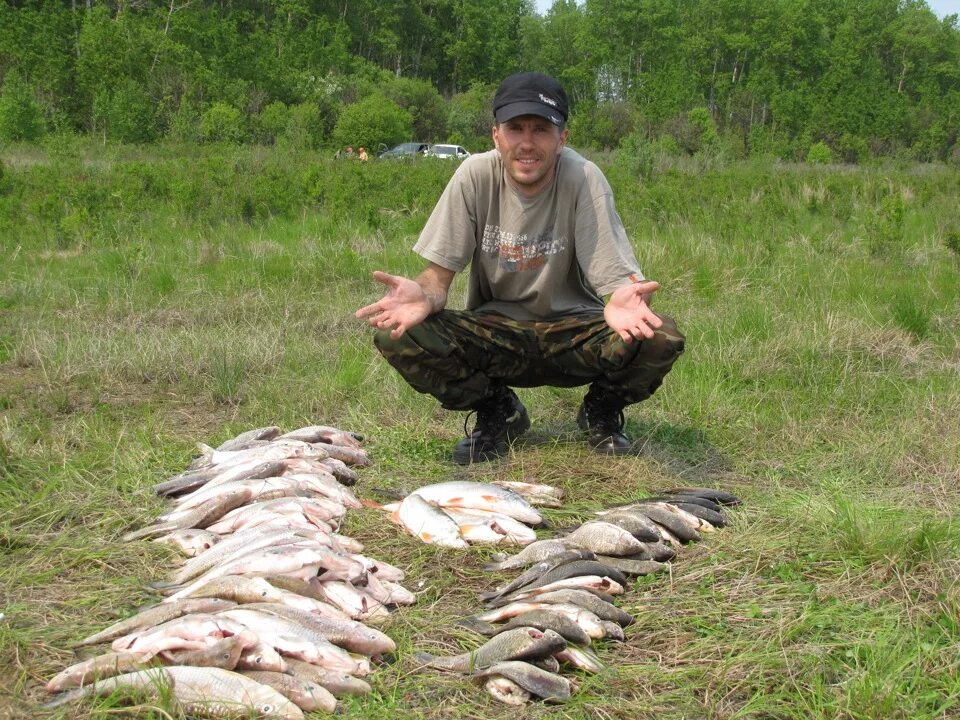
44, 424, 410, 718
381, 480, 560, 547
413, 486, 742, 705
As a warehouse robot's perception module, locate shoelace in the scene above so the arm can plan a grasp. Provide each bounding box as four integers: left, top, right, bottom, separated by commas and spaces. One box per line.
462, 397, 511, 438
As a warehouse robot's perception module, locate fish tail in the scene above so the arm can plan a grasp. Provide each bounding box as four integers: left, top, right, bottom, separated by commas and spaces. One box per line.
455, 616, 497, 636
123, 523, 177, 542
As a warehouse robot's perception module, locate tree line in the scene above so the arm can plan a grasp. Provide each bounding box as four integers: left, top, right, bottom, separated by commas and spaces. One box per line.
0, 0, 958, 162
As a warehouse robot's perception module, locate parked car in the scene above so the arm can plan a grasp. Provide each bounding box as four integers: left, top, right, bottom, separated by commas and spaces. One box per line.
378, 142, 429, 159
426, 144, 471, 160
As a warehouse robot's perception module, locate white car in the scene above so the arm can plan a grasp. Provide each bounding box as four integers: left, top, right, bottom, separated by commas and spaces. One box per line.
426, 144, 471, 160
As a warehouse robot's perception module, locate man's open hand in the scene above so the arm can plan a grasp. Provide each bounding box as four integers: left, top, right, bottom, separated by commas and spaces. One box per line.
604, 280, 663, 343
355, 271, 433, 339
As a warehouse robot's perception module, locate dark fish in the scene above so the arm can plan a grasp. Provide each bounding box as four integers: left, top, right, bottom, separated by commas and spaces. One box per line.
593, 511, 662, 542
648, 494, 725, 513
628, 505, 701, 543
666, 501, 727, 527
600, 621, 625, 641
662, 486, 742, 506
488, 561, 628, 607
474, 661, 572, 703
594, 555, 668, 577
414, 627, 567, 673
478, 550, 596, 603
458, 609, 591, 646
531, 589, 635, 626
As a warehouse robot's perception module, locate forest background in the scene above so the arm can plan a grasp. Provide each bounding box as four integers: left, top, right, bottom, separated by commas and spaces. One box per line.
1, 0, 959, 163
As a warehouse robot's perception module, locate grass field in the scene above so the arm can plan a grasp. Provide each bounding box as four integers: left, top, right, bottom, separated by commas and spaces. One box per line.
1, 141, 959, 719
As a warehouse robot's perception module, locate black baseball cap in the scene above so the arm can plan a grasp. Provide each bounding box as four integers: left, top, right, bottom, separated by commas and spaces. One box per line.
493, 72, 569, 127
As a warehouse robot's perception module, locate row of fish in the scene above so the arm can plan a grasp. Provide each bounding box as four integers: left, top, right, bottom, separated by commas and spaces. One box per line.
44, 424, 404, 718
381, 480, 560, 547
411, 486, 743, 705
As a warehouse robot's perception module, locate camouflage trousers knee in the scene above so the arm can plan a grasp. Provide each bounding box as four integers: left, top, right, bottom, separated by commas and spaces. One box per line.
373, 310, 685, 411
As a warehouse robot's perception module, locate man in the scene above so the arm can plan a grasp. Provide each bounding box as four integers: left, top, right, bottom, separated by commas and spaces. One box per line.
356, 71, 684, 465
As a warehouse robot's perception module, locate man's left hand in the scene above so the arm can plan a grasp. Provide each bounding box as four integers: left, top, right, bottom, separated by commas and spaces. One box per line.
604, 280, 662, 343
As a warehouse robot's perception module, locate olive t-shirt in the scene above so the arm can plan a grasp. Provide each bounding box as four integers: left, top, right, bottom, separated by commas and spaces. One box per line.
413, 147, 644, 321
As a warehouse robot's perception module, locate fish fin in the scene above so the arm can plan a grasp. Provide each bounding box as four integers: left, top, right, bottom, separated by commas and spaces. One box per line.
360, 498, 384, 509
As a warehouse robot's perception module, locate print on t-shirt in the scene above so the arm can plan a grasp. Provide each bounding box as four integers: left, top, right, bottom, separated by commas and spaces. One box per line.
481, 224, 568, 272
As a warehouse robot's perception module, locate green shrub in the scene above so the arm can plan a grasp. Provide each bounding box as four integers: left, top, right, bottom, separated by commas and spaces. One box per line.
257, 101, 289, 145
92, 80, 157, 144
807, 141, 834, 165
199, 102, 245, 144
283, 102, 323, 150
333, 94, 411, 150
0, 70, 45, 142
838, 133, 870, 164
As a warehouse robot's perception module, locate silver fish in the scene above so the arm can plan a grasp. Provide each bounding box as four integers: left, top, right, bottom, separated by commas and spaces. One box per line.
411, 481, 542, 525
153, 528, 220, 557
482, 539, 578, 571
240, 670, 337, 713
473, 661, 572, 703
414, 627, 567, 673
74, 598, 236, 647
216, 426, 282, 452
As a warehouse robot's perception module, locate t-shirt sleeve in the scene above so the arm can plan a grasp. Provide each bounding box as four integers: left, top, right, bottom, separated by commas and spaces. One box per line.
412, 163, 478, 272
573, 166, 644, 296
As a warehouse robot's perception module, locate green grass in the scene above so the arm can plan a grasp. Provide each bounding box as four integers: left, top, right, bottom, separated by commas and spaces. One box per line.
1, 142, 958, 719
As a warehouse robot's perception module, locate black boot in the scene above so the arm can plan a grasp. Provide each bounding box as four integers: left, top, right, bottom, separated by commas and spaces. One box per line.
452, 388, 531, 465
576, 388, 632, 455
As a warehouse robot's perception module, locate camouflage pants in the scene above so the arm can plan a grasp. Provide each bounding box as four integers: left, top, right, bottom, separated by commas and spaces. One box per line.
374, 310, 685, 411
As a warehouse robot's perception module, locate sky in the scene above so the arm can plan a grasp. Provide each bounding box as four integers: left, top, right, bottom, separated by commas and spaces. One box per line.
532, 0, 959, 18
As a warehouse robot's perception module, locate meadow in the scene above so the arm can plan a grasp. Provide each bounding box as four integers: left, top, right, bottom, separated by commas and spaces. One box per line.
1, 140, 958, 719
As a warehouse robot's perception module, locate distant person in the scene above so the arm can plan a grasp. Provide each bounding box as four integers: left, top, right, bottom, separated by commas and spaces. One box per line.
337, 146, 355, 159
358, 146, 369, 162
356, 71, 684, 465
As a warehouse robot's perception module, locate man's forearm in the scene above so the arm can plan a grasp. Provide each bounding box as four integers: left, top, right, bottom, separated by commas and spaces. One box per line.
414, 264, 455, 314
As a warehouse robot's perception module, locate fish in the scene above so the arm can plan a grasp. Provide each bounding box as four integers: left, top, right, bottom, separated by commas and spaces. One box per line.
215, 426, 282, 453
153, 528, 220, 557
152, 459, 285, 497
562, 521, 647, 556
315, 443, 371, 467
45, 651, 157, 693
237, 603, 396, 656
44, 666, 303, 719
236, 641, 289, 672
194, 439, 328, 470
499, 575, 625, 604
482, 540, 579, 571
459, 608, 591, 645
646, 493, 726, 513
490, 481, 564, 508
283, 657, 373, 697
642, 501, 716, 533
662, 486, 742, 506
600, 620, 625, 641
473, 661, 572, 703
73, 598, 237, 648
169, 527, 317, 586
593, 555, 669, 577
410, 482, 543, 525
317, 458, 359, 486
482, 675, 531, 705
442, 507, 537, 545
666, 501, 728, 527
311, 580, 392, 623
218, 608, 367, 676
414, 627, 567, 673
394, 494, 468, 548
159, 633, 250, 670
625, 504, 701, 543
240, 670, 337, 713
591, 510, 663, 542
166, 545, 350, 602
479, 549, 597, 603
525, 589, 635, 626
123, 490, 253, 541
554, 645, 605, 673
488, 561, 628, 607
277, 425, 364, 449
110, 613, 254, 656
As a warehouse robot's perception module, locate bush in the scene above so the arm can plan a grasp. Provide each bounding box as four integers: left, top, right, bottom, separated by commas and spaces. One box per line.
199, 102, 245, 144
0, 70, 45, 142
806, 141, 834, 165
283, 102, 324, 150
448, 82, 496, 152
333, 94, 411, 150
568, 102, 639, 151
256, 101, 289, 145
92, 80, 157, 144
837, 133, 870, 164
383, 77, 447, 142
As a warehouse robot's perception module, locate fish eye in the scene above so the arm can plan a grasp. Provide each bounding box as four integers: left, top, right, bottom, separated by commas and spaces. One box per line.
261, 704, 274, 713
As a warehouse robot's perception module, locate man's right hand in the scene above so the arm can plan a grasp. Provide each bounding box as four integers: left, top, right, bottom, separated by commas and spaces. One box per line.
355, 271, 433, 339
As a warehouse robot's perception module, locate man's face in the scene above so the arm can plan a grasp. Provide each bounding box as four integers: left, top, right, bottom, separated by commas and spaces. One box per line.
492, 115, 568, 197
